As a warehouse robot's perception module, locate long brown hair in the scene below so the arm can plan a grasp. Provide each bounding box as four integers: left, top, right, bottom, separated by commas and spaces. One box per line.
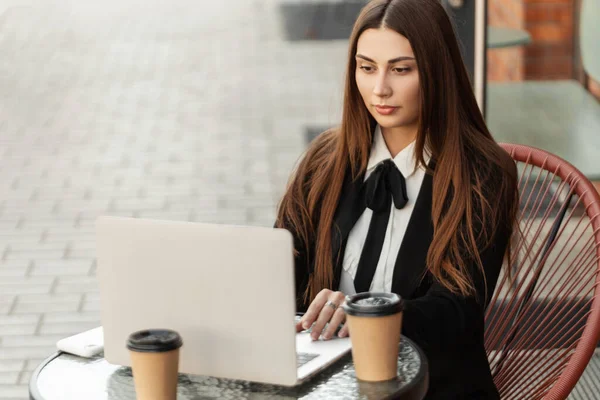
276, 0, 518, 304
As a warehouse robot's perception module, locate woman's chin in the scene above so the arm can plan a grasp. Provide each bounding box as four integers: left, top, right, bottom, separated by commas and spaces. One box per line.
374, 118, 405, 129
371, 115, 419, 131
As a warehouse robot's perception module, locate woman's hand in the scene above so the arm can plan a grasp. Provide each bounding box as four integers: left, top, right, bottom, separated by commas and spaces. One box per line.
296, 289, 350, 340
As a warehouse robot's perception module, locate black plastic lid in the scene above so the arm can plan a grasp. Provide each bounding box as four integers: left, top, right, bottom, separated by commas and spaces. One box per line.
126, 329, 183, 353
343, 292, 404, 317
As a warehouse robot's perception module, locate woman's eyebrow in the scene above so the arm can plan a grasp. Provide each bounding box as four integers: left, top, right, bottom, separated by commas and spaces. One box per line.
355, 54, 415, 64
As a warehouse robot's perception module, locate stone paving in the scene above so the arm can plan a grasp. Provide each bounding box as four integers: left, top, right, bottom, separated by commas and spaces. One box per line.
0, 0, 348, 397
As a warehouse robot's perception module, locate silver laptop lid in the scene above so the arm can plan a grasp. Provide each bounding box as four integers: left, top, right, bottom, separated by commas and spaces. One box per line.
96, 216, 299, 385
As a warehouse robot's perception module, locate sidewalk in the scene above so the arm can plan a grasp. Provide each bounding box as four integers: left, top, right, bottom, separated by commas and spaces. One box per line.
0, 0, 347, 397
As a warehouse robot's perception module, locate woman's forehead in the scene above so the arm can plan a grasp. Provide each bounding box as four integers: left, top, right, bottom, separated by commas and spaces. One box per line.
356, 28, 415, 61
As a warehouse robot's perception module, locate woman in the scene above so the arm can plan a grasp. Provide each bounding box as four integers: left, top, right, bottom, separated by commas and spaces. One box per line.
275, 0, 518, 398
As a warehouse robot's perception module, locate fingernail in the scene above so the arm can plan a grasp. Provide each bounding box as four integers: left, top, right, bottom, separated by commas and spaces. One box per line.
322, 333, 330, 340
303, 321, 310, 329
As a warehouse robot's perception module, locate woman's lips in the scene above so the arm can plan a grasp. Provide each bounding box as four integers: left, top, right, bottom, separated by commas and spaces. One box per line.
374, 105, 398, 115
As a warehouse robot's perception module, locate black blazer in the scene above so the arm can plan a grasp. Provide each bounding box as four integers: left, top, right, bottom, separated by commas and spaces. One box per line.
290, 164, 509, 399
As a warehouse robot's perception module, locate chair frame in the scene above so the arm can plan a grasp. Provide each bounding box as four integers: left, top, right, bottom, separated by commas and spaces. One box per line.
486, 143, 600, 399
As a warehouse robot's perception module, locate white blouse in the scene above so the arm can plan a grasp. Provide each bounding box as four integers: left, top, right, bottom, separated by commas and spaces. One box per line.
338, 125, 429, 295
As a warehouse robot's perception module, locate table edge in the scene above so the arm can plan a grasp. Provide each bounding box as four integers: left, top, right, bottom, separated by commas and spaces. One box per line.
28, 336, 430, 400
399, 336, 430, 400
29, 351, 62, 400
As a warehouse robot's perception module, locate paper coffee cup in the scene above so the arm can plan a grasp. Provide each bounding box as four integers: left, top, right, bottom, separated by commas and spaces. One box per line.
343, 292, 403, 382
126, 329, 183, 400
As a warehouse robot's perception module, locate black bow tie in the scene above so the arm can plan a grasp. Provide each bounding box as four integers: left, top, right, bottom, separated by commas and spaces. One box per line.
353, 159, 409, 293
365, 159, 408, 212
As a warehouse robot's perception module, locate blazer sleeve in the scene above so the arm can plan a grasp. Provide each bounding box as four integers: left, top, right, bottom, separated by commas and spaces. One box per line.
401, 221, 510, 353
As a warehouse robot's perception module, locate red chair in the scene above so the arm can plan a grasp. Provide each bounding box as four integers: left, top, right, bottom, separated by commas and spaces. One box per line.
484, 143, 600, 399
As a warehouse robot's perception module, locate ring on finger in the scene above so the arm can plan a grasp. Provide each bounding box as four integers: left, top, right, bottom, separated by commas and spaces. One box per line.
325, 300, 338, 311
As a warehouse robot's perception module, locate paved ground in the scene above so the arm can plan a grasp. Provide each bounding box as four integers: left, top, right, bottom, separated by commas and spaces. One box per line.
0, 0, 347, 397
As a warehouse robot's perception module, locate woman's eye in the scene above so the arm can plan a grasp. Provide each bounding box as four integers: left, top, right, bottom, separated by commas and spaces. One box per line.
394, 67, 411, 73
359, 66, 373, 72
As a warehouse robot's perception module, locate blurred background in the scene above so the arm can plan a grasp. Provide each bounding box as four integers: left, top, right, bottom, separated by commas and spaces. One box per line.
0, 0, 598, 398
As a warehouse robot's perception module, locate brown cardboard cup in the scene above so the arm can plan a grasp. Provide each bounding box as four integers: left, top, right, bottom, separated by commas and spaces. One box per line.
343, 292, 403, 382
126, 329, 183, 400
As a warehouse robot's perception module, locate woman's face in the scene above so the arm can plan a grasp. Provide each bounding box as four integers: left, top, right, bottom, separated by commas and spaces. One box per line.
355, 28, 420, 132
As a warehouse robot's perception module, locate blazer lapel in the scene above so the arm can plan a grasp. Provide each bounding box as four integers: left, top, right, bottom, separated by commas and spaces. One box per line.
330, 166, 367, 289
391, 165, 434, 299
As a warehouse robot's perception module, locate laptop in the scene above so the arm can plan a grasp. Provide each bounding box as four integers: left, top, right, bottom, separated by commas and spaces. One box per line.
96, 216, 352, 386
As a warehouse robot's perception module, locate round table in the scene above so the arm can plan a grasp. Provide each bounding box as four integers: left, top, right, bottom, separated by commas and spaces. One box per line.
29, 336, 429, 400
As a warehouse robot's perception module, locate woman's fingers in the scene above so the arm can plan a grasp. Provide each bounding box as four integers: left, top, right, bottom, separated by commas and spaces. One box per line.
337, 321, 350, 338
322, 307, 346, 340
298, 289, 349, 340
310, 292, 345, 341
300, 289, 330, 330
310, 305, 335, 340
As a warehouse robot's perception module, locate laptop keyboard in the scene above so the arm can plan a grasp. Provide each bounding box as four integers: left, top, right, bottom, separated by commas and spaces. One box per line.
296, 352, 319, 368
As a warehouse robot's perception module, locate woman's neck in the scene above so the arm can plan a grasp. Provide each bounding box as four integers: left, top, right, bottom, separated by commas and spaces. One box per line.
380, 125, 418, 158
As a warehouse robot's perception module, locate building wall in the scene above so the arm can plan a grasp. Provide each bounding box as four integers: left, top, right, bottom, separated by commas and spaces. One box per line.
487, 0, 525, 81
523, 0, 574, 80
487, 0, 576, 81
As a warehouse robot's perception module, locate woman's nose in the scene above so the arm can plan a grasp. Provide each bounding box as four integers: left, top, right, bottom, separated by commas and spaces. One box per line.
373, 73, 392, 98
